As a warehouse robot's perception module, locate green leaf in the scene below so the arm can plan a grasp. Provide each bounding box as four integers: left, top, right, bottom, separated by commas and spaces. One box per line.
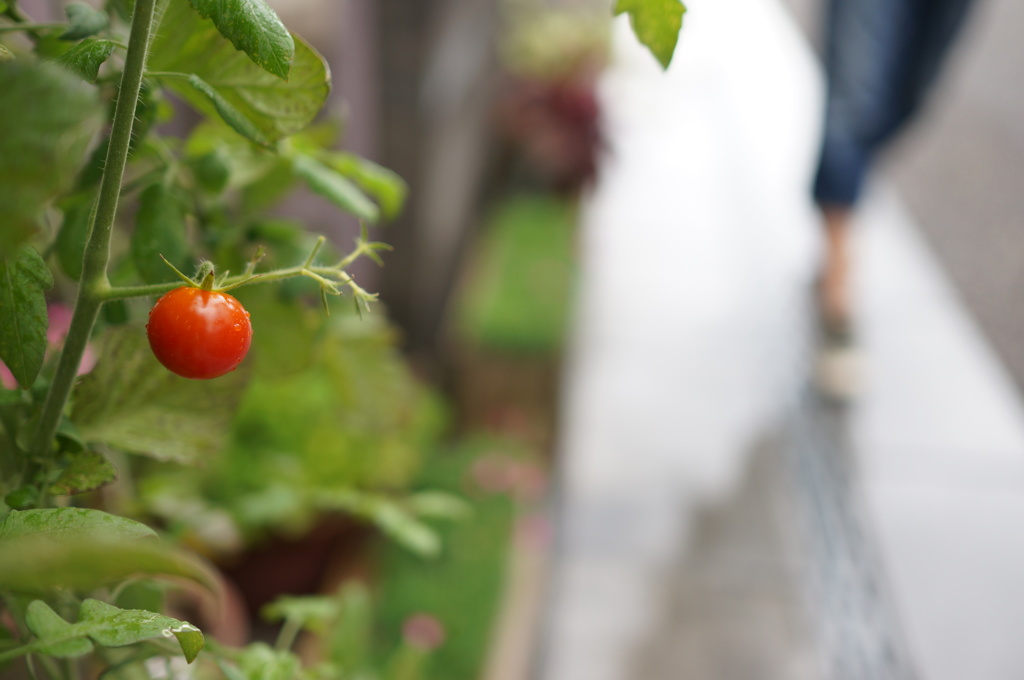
131, 182, 192, 284
0, 537, 218, 593
190, 148, 232, 194
106, 0, 132, 22
61, 2, 110, 40
0, 245, 53, 389
14, 599, 206, 664
0, 43, 13, 61
183, 73, 272, 147
55, 38, 117, 82
33, 33, 76, 60
261, 594, 338, 631
0, 60, 104, 254
4, 486, 39, 511
315, 490, 440, 557
55, 192, 95, 280
0, 508, 156, 542
614, 0, 686, 69
292, 155, 380, 223
48, 448, 118, 496
406, 491, 471, 520
322, 152, 408, 220
186, 0, 294, 80
233, 642, 301, 680
70, 326, 249, 464
372, 503, 440, 557
79, 599, 204, 663
149, 0, 329, 145
241, 158, 297, 212
114, 579, 168, 614
25, 600, 95, 658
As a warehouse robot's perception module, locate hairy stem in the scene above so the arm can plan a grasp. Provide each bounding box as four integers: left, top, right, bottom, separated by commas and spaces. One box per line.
99, 262, 375, 302
98, 236, 380, 302
26, 0, 158, 474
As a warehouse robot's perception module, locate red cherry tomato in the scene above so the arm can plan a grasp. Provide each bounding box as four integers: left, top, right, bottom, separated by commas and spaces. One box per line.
146, 287, 252, 379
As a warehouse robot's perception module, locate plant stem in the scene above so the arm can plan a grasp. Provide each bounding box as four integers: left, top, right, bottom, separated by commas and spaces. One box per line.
0, 642, 36, 665
25, 654, 42, 680
38, 654, 62, 680
274, 617, 303, 652
0, 403, 24, 482
26, 0, 158, 472
144, 71, 190, 80
64, 657, 81, 680
99, 262, 375, 302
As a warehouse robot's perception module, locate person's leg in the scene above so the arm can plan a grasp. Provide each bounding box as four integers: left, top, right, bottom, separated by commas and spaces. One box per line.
813, 0, 918, 209
812, 0, 976, 399
812, 0, 916, 332
818, 205, 854, 331
884, 0, 976, 138
811, 0, 975, 331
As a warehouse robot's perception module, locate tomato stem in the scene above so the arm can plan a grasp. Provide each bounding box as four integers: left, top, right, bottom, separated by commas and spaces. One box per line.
303, 236, 326, 268
159, 254, 201, 286
195, 262, 217, 290
99, 235, 387, 302
26, 0, 158, 476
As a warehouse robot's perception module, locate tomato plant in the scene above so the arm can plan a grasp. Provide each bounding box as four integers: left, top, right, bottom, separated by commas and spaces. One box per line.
0, 0, 683, 676
0, 0, 417, 674
147, 286, 253, 380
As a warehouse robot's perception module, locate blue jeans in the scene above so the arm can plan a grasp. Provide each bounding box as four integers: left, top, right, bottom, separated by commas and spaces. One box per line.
812, 0, 976, 207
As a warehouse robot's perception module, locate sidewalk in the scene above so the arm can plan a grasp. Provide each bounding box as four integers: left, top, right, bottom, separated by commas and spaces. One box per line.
536, 2, 1024, 679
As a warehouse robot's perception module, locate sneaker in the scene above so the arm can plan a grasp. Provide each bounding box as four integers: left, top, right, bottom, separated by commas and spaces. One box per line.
814, 313, 861, 403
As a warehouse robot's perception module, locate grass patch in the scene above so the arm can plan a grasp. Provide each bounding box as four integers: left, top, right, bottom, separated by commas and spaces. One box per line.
372, 435, 525, 680
457, 195, 577, 354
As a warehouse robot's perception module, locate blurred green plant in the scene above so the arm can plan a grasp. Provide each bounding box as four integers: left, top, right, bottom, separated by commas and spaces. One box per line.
130, 286, 460, 558
500, 0, 610, 80
374, 436, 532, 680
457, 196, 577, 354
0, 0, 427, 676
0, 0, 604, 673
502, 0, 685, 73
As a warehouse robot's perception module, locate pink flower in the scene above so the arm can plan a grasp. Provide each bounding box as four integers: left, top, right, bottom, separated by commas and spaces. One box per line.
402, 613, 446, 651
45, 304, 98, 375
470, 454, 515, 494
0, 364, 16, 390
508, 462, 548, 503
515, 513, 553, 550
